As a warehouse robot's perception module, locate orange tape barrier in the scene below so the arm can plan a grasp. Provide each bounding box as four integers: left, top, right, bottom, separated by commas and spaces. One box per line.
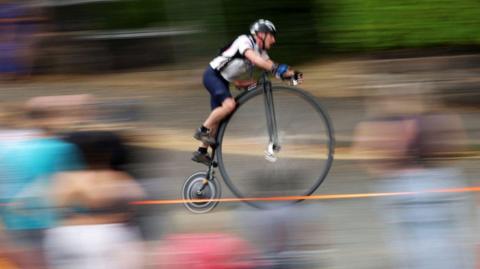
130, 186, 480, 205
1, 187, 478, 207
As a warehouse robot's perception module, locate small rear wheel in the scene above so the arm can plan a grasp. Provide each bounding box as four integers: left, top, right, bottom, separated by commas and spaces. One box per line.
182, 171, 221, 213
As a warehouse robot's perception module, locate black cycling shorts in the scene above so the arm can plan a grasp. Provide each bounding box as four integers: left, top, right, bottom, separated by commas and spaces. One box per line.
203, 66, 231, 110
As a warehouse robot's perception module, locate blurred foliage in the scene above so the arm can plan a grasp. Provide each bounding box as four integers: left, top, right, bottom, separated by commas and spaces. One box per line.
51, 0, 321, 64
318, 0, 480, 52
50, 0, 480, 66
53, 0, 167, 31
219, 0, 320, 64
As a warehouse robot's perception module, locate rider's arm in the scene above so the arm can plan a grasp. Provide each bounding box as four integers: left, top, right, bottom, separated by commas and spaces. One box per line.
244, 49, 296, 78
244, 49, 274, 70
234, 79, 256, 89
264, 59, 296, 78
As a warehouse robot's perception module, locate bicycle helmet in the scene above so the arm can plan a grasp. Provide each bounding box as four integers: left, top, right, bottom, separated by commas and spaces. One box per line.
250, 19, 277, 36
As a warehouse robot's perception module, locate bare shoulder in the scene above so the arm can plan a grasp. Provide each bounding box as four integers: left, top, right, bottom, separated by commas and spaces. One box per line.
104, 170, 135, 181
104, 170, 146, 198
53, 171, 82, 183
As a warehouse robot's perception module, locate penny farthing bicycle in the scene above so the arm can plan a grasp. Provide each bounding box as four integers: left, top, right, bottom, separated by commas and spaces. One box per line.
183, 71, 334, 213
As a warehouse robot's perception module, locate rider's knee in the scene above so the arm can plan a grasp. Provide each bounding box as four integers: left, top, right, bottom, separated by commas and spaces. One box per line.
223, 98, 236, 113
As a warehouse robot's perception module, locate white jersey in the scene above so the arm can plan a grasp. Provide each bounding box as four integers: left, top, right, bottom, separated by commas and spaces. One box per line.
209, 34, 269, 82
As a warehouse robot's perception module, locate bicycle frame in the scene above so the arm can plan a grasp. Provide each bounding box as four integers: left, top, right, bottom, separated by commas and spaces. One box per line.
198, 143, 217, 193
198, 72, 279, 192
186, 71, 334, 211
261, 71, 281, 155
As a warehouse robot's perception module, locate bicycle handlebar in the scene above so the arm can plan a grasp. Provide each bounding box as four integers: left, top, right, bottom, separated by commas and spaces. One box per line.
258, 70, 303, 86
291, 71, 303, 86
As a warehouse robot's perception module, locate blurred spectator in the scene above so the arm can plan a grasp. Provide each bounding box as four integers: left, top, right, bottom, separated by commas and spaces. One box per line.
63, 129, 130, 171
44, 130, 146, 269
0, 101, 40, 138
0, 98, 83, 268
155, 233, 260, 269
0, 222, 20, 268
0, 0, 19, 80
0, 0, 46, 80
234, 203, 329, 269
25, 94, 97, 132
352, 86, 475, 268
0, 102, 35, 269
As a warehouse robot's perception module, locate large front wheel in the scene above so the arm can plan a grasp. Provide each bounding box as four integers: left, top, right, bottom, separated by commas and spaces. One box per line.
217, 86, 334, 208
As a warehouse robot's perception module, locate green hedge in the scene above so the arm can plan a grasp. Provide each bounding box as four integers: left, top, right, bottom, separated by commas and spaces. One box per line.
219, 0, 319, 63
197, 0, 480, 61
53, 0, 480, 64
317, 0, 480, 52
54, 0, 167, 30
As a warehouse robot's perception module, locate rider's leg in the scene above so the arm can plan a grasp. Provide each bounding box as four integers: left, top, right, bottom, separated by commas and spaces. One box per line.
197, 97, 235, 147
193, 66, 232, 145
203, 97, 236, 130
193, 66, 233, 165
193, 98, 236, 166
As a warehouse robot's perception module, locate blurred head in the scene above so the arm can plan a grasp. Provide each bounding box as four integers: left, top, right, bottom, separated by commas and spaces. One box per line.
64, 130, 128, 170
25, 105, 59, 134
0, 102, 25, 128
410, 114, 467, 163
250, 19, 277, 50
25, 94, 96, 133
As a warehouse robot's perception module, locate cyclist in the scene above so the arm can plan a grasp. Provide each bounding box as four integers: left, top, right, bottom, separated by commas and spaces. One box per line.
192, 19, 303, 165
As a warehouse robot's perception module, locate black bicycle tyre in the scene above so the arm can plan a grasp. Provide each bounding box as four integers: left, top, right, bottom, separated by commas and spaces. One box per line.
216, 85, 335, 208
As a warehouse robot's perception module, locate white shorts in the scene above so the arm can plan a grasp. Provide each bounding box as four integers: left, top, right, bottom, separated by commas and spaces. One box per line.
44, 223, 144, 269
